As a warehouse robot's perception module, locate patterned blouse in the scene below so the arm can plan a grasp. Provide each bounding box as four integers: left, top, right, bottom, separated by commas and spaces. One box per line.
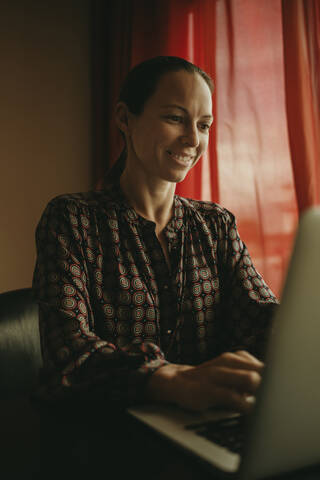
32, 181, 278, 408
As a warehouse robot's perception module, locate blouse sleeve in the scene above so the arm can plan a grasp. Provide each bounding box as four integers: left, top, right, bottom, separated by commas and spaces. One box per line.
216, 210, 279, 360
32, 197, 168, 408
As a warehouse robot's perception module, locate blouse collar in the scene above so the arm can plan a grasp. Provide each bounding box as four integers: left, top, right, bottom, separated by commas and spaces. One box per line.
105, 180, 185, 233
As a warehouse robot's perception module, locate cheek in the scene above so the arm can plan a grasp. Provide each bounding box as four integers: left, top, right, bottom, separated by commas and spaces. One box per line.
200, 135, 209, 152
131, 121, 186, 159
156, 124, 178, 144
153, 125, 178, 154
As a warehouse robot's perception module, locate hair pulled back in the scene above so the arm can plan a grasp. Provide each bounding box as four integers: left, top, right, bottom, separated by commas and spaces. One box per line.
106, 56, 213, 184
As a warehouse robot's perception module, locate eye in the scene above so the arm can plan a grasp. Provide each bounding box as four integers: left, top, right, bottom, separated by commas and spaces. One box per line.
199, 123, 211, 132
166, 115, 184, 123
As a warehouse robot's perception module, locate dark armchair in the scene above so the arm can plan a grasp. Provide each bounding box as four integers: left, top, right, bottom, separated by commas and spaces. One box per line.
0, 288, 43, 478
0, 288, 92, 478
0, 288, 42, 396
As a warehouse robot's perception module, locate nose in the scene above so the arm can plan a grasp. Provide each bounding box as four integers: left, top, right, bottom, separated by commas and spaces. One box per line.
182, 122, 200, 148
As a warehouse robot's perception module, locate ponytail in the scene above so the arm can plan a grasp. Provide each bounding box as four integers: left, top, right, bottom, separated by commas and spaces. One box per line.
104, 147, 127, 185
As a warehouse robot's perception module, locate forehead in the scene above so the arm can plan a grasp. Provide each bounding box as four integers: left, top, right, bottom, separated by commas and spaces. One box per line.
147, 70, 212, 114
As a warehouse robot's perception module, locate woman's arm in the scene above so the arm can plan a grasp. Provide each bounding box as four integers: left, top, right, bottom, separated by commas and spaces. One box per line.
216, 210, 279, 360
33, 196, 168, 407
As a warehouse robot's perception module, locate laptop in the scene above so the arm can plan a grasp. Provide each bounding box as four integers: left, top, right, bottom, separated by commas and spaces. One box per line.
128, 206, 320, 479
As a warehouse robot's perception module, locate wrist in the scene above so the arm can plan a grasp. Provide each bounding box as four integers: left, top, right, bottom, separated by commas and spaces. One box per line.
145, 363, 193, 405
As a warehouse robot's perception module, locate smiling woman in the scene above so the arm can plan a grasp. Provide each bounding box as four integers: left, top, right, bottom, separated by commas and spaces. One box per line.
117, 69, 212, 193
32, 56, 278, 416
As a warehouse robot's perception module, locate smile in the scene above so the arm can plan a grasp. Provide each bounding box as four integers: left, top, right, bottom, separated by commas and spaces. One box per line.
167, 150, 194, 164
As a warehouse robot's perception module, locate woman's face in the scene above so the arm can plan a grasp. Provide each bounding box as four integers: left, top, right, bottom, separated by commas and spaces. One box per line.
123, 70, 213, 184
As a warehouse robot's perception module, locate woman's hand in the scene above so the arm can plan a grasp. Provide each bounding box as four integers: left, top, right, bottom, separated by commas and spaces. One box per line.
146, 350, 264, 413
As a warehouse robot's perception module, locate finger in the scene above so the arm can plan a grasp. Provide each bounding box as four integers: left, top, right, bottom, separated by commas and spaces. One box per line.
207, 352, 264, 372
234, 350, 264, 366
232, 351, 264, 371
209, 366, 262, 394
211, 386, 256, 414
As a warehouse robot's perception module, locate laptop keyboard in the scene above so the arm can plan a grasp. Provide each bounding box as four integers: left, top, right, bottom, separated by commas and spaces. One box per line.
185, 415, 246, 454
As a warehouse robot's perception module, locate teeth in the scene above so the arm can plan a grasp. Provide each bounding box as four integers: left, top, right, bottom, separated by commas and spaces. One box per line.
168, 151, 193, 163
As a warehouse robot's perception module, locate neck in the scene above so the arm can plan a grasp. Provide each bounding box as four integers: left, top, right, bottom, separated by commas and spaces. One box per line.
119, 167, 176, 234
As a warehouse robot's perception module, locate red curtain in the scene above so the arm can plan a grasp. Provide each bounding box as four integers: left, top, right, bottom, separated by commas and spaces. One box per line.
91, 0, 319, 296
282, 0, 320, 213
215, 0, 299, 296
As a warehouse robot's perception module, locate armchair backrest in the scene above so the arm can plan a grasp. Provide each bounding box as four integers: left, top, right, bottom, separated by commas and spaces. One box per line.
0, 288, 42, 396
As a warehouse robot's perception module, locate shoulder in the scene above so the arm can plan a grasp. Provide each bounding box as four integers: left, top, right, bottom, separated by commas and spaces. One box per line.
42, 186, 118, 218
178, 195, 236, 226
37, 187, 120, 235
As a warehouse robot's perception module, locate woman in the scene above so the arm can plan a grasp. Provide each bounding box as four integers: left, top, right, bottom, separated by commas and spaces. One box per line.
33, 56, 278, 415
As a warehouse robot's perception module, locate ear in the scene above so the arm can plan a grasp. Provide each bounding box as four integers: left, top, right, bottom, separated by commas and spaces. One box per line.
115, 102, 132, 136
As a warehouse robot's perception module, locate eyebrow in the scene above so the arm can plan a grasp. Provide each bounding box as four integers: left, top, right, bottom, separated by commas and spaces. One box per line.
161, 104, 213, 120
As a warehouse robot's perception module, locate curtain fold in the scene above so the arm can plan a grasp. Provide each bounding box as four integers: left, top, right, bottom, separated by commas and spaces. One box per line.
91, 1, 134, 188
215, 0, 298, 295
282, 0, 320, 212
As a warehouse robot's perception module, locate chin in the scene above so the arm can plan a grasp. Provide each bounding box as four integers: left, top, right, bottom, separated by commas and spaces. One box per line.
172, 168, 193, 184
162, 171, 189, 184
160, 164, 193, 184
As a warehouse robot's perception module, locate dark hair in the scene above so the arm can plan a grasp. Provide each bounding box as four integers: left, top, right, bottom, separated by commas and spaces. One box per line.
107, 56, 214, 183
